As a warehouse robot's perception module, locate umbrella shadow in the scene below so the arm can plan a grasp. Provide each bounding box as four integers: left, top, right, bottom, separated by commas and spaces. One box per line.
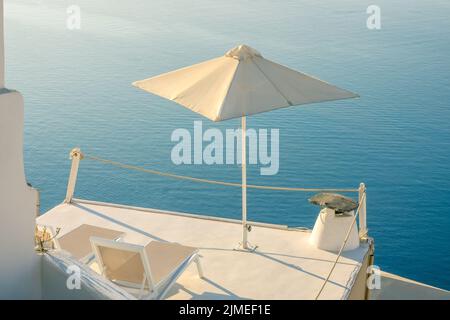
192, 246, 350, 290
257, 250, 358, 266
197, 246, 357, 266
252, 250, 347, 289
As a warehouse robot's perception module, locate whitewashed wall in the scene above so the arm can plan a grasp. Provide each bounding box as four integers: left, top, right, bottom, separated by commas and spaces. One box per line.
0, 1, 41, 299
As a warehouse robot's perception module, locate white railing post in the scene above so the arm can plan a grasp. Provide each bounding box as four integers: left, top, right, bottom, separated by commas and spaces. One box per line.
64, 148, 83, 203
358, 182, 367, 238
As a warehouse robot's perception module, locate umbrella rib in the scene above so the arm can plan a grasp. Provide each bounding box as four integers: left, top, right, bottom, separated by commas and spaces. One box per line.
251, 58, 293, 107
215, 61, 240, 121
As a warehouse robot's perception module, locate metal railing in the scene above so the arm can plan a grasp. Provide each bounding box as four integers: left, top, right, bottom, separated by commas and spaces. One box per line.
64, 147, 367, 236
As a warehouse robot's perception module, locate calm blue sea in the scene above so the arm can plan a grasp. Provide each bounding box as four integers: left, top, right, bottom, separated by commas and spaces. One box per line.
6, 0, 450, 290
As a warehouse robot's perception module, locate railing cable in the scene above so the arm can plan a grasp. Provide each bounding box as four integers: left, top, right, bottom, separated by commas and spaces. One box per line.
84, 154, 359, 193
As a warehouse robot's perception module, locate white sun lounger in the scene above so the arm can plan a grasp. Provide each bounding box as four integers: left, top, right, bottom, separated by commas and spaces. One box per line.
90, 237, 204, 300
36, 224, 124, 262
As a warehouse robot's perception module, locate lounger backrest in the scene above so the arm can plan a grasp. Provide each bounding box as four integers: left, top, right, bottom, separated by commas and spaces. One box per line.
90, 237, 155, 290
98, 246, 144, 283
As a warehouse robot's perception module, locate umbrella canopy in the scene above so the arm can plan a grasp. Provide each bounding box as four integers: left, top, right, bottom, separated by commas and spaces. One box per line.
133, 44, 358, 250
133, 44, 358, 121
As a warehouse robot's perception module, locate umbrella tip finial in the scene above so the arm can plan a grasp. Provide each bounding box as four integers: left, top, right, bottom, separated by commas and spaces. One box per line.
225, 44, 262, 60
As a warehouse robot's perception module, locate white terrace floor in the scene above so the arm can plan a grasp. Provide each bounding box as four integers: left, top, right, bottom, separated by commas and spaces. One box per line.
37, 199, 370, 300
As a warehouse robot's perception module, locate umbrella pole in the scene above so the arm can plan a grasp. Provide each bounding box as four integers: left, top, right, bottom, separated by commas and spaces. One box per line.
241, 116, 248, 249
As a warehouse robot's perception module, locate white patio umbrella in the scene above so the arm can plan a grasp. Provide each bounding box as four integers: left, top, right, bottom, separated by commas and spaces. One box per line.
133, 44, 358, 249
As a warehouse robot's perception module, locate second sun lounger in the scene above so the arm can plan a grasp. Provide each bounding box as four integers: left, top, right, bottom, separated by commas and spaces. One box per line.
37, 224, 124, 262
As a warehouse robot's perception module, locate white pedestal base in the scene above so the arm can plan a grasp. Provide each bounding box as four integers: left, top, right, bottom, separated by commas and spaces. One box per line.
309, 208, 360, 252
